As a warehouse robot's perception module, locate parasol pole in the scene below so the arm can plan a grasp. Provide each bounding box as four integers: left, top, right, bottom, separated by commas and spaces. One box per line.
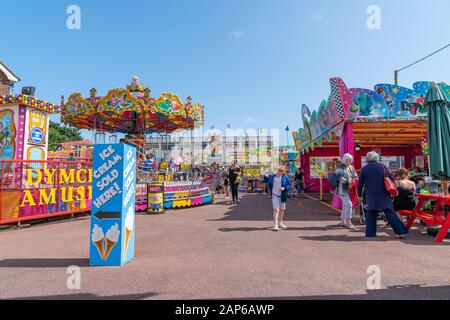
93, 118, 97, 144
190, 128, 194, 165
428, 155, 431, 179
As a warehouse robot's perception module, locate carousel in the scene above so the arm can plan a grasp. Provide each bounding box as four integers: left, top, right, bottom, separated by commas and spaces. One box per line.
61, 77, 213, 211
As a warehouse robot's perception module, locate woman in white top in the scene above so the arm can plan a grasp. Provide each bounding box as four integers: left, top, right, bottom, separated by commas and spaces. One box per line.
335, 153, 358, 229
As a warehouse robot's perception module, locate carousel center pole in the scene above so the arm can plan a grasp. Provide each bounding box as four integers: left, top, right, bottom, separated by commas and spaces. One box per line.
190, 128, 194, 165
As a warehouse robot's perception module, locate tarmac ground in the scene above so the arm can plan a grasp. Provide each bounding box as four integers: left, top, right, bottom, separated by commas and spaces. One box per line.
1, 193, 449, 300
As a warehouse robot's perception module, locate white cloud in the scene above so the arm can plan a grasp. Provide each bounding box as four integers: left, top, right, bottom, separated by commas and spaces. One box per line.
230, 30, 245, 40
245, 116, 255, 124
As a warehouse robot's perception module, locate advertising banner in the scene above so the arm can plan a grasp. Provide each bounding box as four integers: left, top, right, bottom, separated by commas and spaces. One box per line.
90, 144, 136, 267
147, 183, 165, 214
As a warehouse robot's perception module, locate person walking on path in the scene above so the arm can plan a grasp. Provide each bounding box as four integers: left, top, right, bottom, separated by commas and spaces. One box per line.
228, 161, 241, 204
268, 166, 292, 231
222, 171, 230, 199
335, 153, 358, 230
357, 151, 409, 239
294, 167, 305, 195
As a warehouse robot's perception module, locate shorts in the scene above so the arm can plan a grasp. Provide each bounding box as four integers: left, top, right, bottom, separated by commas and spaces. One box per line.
272, 195, 286, 210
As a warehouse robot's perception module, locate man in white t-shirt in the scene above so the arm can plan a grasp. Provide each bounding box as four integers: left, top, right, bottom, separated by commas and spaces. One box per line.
268, 166, 292, 231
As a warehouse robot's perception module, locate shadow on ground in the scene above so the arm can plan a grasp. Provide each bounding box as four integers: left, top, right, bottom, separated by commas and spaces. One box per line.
243, 284, 450, 300
11, 285, 450, 300
209, 194, 337, 222
212, 194, 447, 245
0, 258, 90, 268
7, 292, 158, 300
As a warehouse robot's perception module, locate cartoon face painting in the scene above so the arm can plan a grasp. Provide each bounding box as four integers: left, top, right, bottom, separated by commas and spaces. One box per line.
321, 108, 331, 129
28, 110, 47, 146
0, 110, 16, 160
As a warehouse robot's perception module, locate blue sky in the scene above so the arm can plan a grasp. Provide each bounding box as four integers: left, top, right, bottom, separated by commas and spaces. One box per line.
1, 0, 449, 143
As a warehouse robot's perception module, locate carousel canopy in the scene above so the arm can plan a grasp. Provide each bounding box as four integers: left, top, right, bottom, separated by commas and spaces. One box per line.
61, 77, 205, 134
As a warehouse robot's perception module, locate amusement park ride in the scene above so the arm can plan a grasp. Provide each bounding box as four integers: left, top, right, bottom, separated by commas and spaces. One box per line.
0, 70, 214, 226
61, 76, 214, 211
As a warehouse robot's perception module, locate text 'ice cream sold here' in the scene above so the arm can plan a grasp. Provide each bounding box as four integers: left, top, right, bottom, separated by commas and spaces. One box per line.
90, 144, 137, 267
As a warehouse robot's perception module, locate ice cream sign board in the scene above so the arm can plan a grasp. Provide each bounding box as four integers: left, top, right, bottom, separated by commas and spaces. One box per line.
90, 144, 136, 267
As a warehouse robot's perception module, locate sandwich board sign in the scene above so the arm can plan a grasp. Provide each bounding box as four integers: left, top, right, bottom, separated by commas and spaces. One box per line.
90, 144, 136, 266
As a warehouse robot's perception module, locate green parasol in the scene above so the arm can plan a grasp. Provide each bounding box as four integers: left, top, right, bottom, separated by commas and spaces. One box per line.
425, 82, 450, 180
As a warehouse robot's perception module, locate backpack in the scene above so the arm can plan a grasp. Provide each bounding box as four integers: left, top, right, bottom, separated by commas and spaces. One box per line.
327, 173, 339, 187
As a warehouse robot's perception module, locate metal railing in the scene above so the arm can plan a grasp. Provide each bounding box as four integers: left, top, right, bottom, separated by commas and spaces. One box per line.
0, 159, 93, 225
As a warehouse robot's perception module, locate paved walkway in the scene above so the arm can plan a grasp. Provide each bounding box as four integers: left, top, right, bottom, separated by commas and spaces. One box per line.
1, 194, 450, 300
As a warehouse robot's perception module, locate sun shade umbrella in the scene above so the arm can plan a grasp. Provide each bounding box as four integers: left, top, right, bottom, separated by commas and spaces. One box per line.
425, 82, 450, 180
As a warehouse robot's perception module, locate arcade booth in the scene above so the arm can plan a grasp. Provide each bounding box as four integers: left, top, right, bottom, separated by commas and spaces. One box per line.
61, 77, 213, 212
293, 77, 450, 193
0, 62, 92, 225
239, 166, 265, 194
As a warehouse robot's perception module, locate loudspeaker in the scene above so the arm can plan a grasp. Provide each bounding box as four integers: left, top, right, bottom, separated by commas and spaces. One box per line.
22, 86, 36, 96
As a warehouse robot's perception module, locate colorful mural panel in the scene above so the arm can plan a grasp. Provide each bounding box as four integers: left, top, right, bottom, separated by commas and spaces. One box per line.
294, 78, 450, 153
0, 109, 16, 160
27, 110, 47, 146
339, 79, 450, 119
293, 91, 344, 153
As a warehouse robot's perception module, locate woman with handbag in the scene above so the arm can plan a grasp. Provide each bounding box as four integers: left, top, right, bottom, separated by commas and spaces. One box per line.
228, 161, 241, 204
357, 151, 409, 239
335, 153, 359, 229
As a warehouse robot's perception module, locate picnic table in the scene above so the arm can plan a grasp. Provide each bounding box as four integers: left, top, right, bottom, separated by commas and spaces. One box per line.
399, 193, 450, 243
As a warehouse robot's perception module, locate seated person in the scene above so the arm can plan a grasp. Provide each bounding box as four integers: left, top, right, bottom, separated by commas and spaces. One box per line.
393, 168, 416, 211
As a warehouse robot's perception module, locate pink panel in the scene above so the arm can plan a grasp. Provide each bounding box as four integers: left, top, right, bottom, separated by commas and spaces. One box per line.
190, 197, 203, 206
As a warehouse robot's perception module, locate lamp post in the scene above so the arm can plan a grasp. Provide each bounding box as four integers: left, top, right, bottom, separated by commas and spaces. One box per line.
225, 124, 231, 165
285, 126, 290, 149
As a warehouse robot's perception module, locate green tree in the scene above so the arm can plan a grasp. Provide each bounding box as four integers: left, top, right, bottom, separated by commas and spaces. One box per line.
48, 121, 83, 151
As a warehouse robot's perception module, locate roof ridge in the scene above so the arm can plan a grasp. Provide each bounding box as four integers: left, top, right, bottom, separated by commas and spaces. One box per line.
0, 60, 21, 82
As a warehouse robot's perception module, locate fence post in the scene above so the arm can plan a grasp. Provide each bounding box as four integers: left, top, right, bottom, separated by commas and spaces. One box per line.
0, 161, 3, 223
57, 162, 61, 213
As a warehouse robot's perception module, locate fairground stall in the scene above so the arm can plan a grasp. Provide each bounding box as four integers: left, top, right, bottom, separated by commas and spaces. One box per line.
48, 140, 93, 161
239, 166, 266, 194
61, 77, 213, 212
293, 77, 450, 193
0, 76, 94, 224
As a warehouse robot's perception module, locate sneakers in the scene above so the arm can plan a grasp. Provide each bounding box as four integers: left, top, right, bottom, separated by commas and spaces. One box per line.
274, 222, 288, 231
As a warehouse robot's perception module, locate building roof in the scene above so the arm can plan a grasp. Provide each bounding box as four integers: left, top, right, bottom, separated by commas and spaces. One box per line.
58, 140, 93, 150
0, 60, 20, 82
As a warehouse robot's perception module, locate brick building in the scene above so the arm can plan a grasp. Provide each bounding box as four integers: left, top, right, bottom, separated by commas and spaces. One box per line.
0, 60, 20, 96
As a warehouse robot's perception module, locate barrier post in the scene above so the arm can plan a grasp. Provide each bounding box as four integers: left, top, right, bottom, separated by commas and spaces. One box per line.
57, 162, 61, 213
0, 161, 3, 223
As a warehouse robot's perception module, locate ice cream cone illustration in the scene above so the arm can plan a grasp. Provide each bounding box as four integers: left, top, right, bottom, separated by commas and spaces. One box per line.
92, 224, 105, 261
124, 228, 132, 257
104, 223, 120, 261
124, 207, 134, 257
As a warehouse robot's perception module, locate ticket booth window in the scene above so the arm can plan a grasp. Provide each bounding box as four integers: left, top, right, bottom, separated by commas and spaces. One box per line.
361, 156, 405, 171
310, 156, 340, 178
